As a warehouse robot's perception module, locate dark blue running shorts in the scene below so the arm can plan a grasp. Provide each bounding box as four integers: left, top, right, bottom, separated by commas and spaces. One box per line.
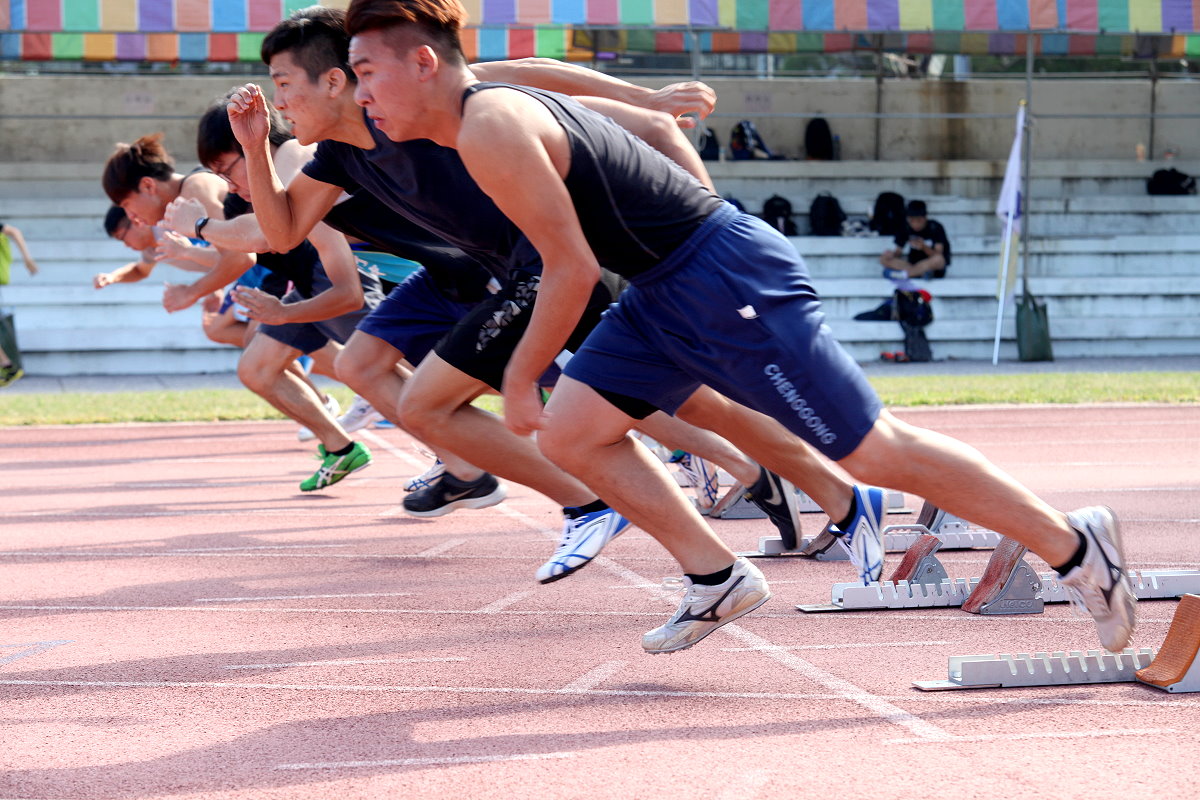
258, 269, 383, 356
563, 204, 882, 461
357, 267, 478, 366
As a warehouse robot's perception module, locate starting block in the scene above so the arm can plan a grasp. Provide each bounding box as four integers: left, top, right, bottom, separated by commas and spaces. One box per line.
795, 500, 1003, 563
714, 478, 804, 553
914, 594, 1200, 693
738, 489, 914, 560
798, 534, 1200, 614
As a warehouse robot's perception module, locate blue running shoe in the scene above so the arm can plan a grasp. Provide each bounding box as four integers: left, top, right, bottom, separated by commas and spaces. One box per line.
833, 485, 886, 584
536, 507, 631, 583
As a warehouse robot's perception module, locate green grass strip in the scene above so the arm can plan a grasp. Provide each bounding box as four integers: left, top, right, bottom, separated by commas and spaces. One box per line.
0, 372, 1196, 427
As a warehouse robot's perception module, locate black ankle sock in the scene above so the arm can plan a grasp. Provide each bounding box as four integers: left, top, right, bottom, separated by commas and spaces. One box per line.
1053, 530, 1089, 576
687, 563, 735, 586
834, 494, 860, 536
563, 499, 609, 519
329, 442, 355, 457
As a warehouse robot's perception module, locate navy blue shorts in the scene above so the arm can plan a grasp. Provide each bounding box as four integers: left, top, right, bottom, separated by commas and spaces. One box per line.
357, 267, 478, 366
564, 204, 881, 461
258, 270, 384, 356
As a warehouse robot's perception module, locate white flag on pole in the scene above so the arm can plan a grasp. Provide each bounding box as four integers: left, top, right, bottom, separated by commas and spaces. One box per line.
995, 104, 1025, 301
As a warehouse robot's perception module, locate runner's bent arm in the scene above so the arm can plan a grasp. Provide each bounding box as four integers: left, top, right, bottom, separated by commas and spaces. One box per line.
227, 84, 340, 252
469, 59, 715, 125
457, 90, 603, 435
234, 222, 362, 325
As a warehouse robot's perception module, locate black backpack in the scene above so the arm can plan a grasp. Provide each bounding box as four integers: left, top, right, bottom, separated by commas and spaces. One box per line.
870, 191, 906, 237
761, 194, 797, 236
697, 126, 720, 162
729, 119, 776, 160
805, 117, 835, 161
809, 192, 846, 236
1147, 168, 1197, 195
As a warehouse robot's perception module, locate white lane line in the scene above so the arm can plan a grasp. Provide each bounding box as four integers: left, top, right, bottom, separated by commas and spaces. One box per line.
0, 551, 522, 561
415, 539, 467, 557
2, 680, 1196, 709
359, 430, 427, 470
224, 657, 467, 670
1, 510, 396, 520
196, 593, 412, 603
476, 590, 534, 614
715, 769, 770, 800
885, 727, 1176, 745
0, 640, 73, 666
0, 604, 656, 617
494, 504, 953, 741
0, 604, 1181, 625
722, 640, 953, 652
558, 661, 627, 693
610, 579, 805, 590
720, 624, 952, 740
168, 544, 352, 552
277, 751, 578, 771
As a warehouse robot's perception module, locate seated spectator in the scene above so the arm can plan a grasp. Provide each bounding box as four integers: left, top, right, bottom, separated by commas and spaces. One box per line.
855, 199, 951, 321
880, 199, 951, 280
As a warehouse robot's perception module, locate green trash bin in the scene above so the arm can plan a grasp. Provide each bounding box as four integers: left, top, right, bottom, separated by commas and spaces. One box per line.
1016, 293, 1054, 362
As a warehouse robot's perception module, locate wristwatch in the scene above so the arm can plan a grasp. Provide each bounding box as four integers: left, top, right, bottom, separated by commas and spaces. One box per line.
194, 216, 210, 242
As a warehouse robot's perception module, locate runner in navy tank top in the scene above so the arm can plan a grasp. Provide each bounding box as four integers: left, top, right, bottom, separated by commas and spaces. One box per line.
228, 7, 867, 586
341, 0, 1136, 656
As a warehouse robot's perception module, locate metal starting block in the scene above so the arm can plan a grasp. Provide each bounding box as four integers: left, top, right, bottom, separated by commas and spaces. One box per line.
914, 648, 1158, 691
916, 594, 1200, 693
709, 483, 763, 520
799, 533, 1200, 614
795, 500, 1002, 561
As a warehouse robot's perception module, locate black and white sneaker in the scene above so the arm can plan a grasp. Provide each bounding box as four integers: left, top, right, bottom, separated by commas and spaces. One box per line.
1059, 506, 1137, 652
743, 468, 801, 549
402, 472, 507, 518
642, 557, 771, 654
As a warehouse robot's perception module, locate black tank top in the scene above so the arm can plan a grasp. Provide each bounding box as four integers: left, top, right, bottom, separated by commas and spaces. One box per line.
462, 83, 724, 279
322, 189, 492, 304
223, 194, 319, 297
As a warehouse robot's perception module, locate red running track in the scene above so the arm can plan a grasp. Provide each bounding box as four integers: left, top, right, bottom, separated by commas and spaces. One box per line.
0, 404, 1198, 799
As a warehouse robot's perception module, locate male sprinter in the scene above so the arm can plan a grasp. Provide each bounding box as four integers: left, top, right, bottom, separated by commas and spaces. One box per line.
227, 8, 890, 589
341, 0, 1136, 655
166, 92, 505, 514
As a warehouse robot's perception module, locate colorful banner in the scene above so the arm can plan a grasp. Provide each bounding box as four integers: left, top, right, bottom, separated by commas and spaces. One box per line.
1, 0, 1198, 33
1, 0, 1197, 60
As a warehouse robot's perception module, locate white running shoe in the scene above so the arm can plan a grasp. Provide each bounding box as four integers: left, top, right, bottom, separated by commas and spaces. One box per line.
297, 394, 342, 442
536, 507, 631, 583
643, 557, 771, 654
404, 458, 446, 492
1059, 506, 1137, 652
832, 485, 886, 584
338, 395, 385, 433
671, 452, 720, 510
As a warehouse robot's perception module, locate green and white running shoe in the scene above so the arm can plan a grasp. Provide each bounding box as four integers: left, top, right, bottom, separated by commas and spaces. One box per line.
300, 442, 372, 492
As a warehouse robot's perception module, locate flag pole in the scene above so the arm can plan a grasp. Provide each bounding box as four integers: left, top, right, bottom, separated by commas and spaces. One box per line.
992, 99, 1027, 365
992, 211, 1015, 365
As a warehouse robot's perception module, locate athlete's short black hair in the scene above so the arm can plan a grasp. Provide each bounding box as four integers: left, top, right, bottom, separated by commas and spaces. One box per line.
197, 89, 292, 168
261, 6, 355, 83
103, 205, 129, 237
345, 0, 467, 66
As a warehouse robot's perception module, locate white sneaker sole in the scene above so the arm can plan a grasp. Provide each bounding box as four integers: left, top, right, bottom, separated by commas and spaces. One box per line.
644, 590, 772, 655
